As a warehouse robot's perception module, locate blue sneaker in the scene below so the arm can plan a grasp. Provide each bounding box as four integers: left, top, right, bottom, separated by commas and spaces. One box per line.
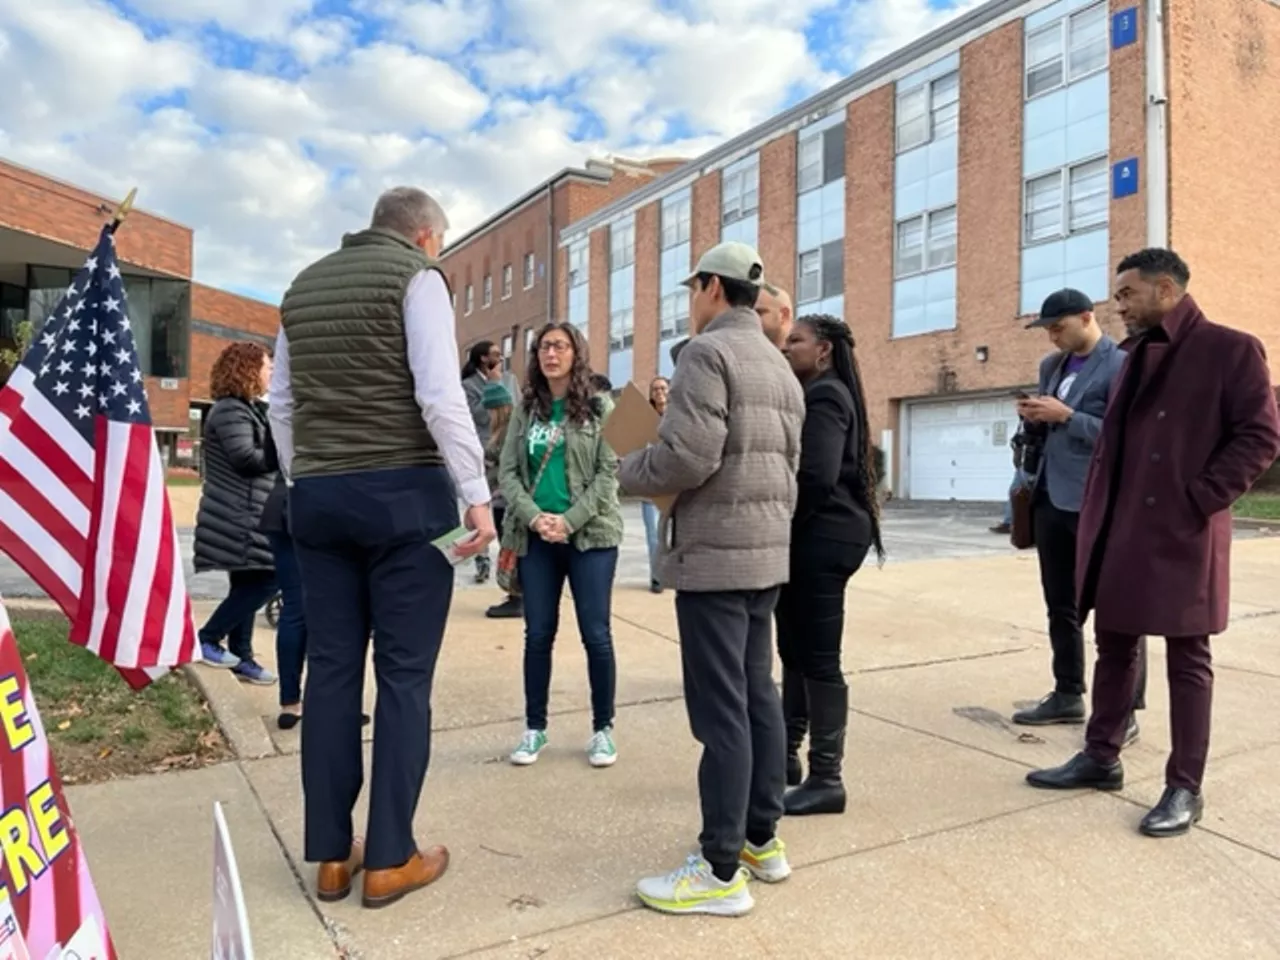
232, 660, 277, 686
200, 643, 240, 669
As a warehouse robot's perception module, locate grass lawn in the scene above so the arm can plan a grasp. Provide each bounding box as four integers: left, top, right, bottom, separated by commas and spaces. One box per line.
1233, 491, 1280, 521
165, 474, 202, 487
10, 610, 229, 783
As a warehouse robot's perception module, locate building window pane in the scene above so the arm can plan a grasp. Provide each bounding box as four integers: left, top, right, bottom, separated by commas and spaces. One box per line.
820, 240, 843, 299
145, 278, 189, 378
0, 282, 24, 342
931, 72, 959, 140
483, 275, 492, 306
569, 243, 588, 287
797, 135, 822, 193
797, 250, 821, 303
1024, 173, 1064, 242
1026, 22, 1065, 97
896, 86, 929, 152
1068, 159, 1109, 231
523, 253, 535, 288
465, 284, 474, 312
821, 125, 845, 186
609, 308, 633, 350
1068, 3, 1108, 78
895, 218, 925, 277
25, 266, 71, 336
722, 171, 742, 224
611, 222, 635, 268
927, 207, 958, 269
502, 264, 513, 298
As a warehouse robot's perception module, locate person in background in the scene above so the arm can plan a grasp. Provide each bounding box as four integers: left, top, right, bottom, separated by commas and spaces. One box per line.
271, 185, 495, 908
499, 322, 623, 769
641, 376, 670, 594
620, 241, 804, 917
1027, 248, 1280, 837
1011, 288, 1145, 739
194, 342, 279, 686
775, 315, 882, 816
754, 283, 793, 350
483, 379, 523, 620
462, 340, 504, 583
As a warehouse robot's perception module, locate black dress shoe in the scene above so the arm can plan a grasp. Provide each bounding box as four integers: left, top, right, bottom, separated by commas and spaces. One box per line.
1012, 691, 1086, 726
1122, 715, 1140, 747
1140, 786, 1203, 837
485, 596, 523, 619
1026, 752, 1123, 791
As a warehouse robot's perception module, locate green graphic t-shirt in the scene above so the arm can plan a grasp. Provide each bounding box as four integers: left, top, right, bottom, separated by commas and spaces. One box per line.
526, 398, 572, 514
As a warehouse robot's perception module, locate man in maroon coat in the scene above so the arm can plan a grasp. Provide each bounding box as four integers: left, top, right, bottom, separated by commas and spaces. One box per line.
1025, 248, 1280, 837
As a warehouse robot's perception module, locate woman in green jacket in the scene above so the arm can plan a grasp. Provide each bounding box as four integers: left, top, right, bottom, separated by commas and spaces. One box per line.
499, 321, 623, 769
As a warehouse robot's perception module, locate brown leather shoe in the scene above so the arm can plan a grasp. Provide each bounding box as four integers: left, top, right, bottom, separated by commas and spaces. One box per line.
316, 837, 365, 903
361, 845, 450, 909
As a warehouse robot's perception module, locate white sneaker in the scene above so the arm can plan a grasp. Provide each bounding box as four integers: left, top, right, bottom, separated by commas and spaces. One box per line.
509, 729, 547, 766
739, 836, 792, 883
587, 727, 617, 767
635, 854, 754, 917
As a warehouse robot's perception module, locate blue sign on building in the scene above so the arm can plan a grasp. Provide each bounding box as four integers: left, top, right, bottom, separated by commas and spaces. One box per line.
1113, 158, 1139, 199
1112, 7, 1138, 48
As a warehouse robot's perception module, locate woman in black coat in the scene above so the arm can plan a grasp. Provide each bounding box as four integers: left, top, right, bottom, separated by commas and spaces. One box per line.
194, 342, 278, 685
777, 314, 885, 817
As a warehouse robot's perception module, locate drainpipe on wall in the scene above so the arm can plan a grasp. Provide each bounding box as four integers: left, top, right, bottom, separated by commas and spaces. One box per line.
1146, 0, 1170, 248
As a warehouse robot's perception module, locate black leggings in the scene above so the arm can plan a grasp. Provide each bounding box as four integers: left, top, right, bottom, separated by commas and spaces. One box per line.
775, 535, 869, 683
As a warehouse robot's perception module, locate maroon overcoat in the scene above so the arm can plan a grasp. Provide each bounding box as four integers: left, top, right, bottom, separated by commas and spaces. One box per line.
1076, 295, 1280, 637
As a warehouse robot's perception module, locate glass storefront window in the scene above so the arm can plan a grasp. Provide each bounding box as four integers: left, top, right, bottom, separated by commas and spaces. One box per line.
1, 283, 25, 342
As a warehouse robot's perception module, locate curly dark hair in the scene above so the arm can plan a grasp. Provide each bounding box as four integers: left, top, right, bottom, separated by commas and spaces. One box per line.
523, 322, 596, 425
796, 314, 885, 563
210, 341, 269, 401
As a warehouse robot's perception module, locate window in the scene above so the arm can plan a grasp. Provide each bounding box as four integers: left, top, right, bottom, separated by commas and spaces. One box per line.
1025, 1, 1108, 99
501, 263, 513, 299
721, 158, 760, 225
661, 193, 691, 249
482, 275, 492, 307
523, 252, 535, 289
501, 333, 513, 370
1, 282, 25, 342
796, 240, 844, 305
568, 242, 588, 287
797, 123, 845, 194
610, 219, 635, 268
465, 284, 474, 313
1023, 157, 1108, 244
895, 206, 958, 278
660, 291, 690, 338
895, 70, 959, 152
609, 308, 633, 351
525, 326, 536, 356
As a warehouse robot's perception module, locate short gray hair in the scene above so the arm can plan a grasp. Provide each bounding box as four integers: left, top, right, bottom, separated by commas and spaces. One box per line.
370, 186, 449, 239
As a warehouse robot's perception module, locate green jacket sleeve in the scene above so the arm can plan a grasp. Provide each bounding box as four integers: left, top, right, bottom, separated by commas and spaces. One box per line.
563, 422, 619, 535
499, 406, 541, 529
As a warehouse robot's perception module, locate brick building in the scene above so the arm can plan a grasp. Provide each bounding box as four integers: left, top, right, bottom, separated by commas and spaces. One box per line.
442, 157, 684, 378
555, 0, 1280, 501
0, 159, 278, 463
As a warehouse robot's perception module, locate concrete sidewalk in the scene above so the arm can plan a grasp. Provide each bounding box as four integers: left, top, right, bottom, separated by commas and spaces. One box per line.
71, 539, 1280, 959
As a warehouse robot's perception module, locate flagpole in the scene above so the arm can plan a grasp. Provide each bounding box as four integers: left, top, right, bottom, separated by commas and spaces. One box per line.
107, 188, 137, 235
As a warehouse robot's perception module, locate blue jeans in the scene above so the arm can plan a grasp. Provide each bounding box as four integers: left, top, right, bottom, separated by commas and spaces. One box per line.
198, 570, 277, 662
518, 536, 618, 732
641, 501, 660, 582
267, 531, 307, 707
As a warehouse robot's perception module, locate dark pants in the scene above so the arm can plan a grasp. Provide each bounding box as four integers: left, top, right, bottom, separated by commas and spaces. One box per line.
267, 531, 307, 707
291, 466, 457, 871
775, 535, 867, 683
675, 588, 786, 872
1085, 631, 1213, 790
199, 569, 277, 661
1034, 494, 1148, 708
518, 536, 617, 731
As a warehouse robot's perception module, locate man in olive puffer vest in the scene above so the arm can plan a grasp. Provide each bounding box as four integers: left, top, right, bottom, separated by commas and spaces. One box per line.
268, 186, 495, 909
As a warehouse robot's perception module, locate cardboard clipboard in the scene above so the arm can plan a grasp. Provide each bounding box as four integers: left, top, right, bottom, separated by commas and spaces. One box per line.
603, 382, 677, 515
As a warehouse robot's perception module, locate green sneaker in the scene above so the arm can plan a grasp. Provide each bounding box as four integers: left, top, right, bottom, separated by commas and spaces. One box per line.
739, 836, 791, 883
510, 729, 547, 766
587, 727, 617, 767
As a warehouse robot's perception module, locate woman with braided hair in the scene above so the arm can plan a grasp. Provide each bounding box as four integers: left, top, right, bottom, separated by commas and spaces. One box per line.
778, 313, 884, 816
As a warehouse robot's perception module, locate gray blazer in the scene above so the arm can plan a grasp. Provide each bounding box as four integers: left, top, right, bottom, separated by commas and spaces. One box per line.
1031, 335, 1126, 512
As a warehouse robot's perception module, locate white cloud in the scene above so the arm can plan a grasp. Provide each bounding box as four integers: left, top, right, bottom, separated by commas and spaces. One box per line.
842, 0, 988, 68
0, 0, 986, 300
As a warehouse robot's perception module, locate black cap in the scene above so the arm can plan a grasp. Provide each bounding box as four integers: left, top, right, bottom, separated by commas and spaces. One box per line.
1026, 288, 1094, 329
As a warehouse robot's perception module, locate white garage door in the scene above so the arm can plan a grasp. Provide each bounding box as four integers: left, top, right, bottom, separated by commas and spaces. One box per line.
906, 395, 1020, 501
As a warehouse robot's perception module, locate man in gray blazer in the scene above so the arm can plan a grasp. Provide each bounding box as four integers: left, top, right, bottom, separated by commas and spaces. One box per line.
1012, 289, 1146, 736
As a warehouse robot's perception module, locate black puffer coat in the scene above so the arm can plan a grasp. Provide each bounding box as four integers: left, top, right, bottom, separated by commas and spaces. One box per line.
193, 397, 277, 573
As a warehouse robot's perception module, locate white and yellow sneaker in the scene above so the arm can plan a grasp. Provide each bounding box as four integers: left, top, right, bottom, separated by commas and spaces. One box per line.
635, 855, 754, 917
739, 836, 792, 883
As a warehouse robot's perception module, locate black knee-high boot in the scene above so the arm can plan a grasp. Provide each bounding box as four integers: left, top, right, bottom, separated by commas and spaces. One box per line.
784, 677, 847, 816
781, 668, 807, 786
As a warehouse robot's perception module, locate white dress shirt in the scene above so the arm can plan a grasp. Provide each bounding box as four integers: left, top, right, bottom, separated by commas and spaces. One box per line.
267, 269, 490, 505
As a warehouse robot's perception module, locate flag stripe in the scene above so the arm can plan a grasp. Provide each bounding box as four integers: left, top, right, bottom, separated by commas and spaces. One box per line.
0, 462, 87, 559
93, 423, 151, 666
0, 427, 90, 534
2, 367, 94, 481
141, 459, 179, 668
0, 493, 82, 609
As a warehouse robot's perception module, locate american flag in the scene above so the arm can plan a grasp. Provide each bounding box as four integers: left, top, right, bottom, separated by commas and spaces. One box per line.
0, 223, 198, 689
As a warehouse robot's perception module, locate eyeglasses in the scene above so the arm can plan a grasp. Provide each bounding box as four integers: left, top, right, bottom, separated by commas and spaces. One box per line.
539, 341, 573, 354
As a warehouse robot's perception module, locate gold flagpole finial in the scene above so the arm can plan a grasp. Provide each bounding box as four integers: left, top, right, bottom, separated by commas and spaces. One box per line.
108, 187, 138, 233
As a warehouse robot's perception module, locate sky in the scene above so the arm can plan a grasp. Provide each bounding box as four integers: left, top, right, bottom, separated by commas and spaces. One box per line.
0, 0, 985, 303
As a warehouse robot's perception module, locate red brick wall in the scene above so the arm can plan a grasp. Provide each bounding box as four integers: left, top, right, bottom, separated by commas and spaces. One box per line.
758, 134, 797, 296
144, 376, 189, 430
632, 202, 661, 386
691, 170, 722, 263
1105, 0, 1148, 337
1167, 0, 1280, 368
587, 230, 610, 374
0, 160, 192, 278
